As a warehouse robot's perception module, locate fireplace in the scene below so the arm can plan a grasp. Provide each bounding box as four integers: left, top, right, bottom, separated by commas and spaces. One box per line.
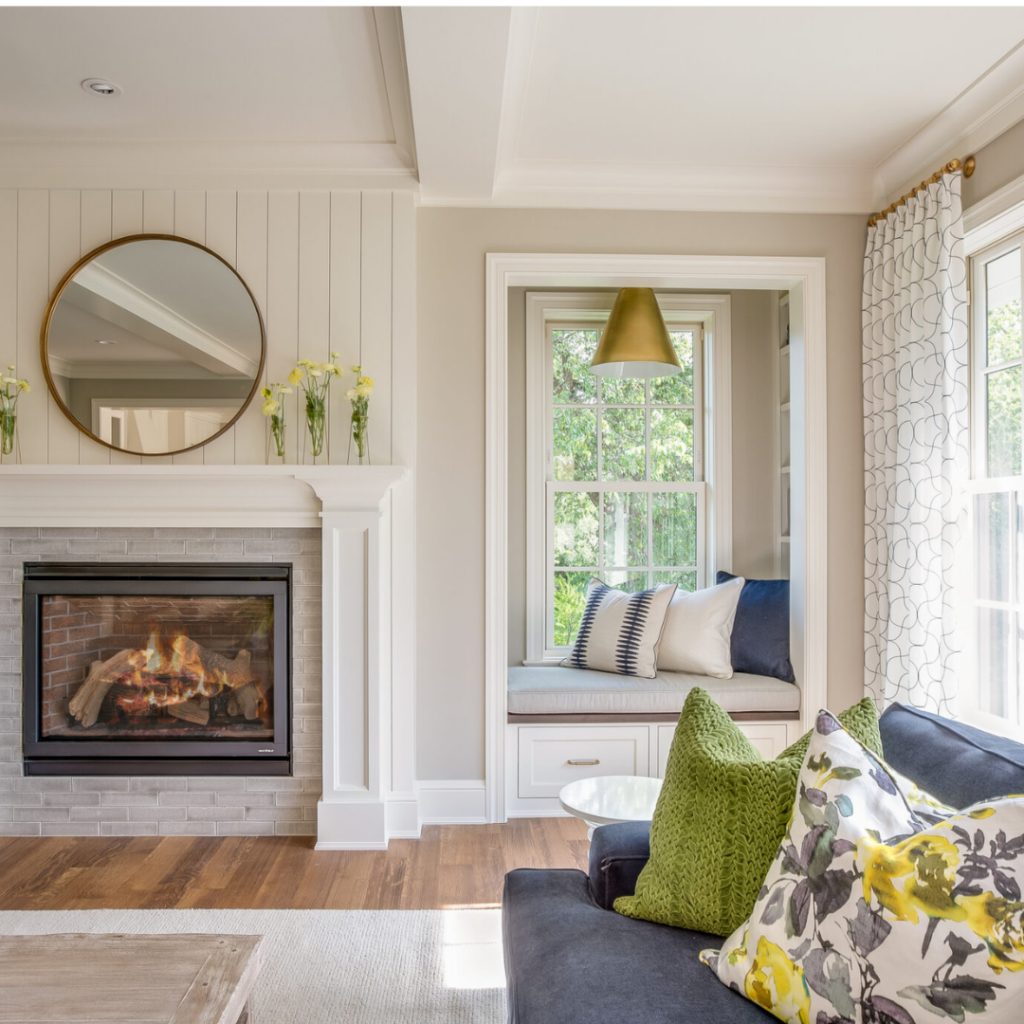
22, 563, 291, 776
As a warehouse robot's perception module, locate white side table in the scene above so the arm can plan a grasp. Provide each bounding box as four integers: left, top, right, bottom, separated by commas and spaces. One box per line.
559, 775, 663, 839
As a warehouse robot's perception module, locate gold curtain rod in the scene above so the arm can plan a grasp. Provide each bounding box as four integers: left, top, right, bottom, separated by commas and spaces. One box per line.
867, 155, 976, 228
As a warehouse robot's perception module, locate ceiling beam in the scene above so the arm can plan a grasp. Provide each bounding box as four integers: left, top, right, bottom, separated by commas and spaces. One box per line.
402, 6, 512, 201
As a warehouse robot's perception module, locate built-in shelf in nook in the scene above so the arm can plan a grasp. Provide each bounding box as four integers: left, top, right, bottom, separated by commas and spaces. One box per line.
776, 293, 791, 577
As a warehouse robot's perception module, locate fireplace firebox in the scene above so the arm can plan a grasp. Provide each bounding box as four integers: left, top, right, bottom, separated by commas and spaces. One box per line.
22, 564, 291, 775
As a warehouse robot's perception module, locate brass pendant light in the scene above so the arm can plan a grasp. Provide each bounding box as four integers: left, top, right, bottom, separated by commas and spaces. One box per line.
589, 287, 681, 379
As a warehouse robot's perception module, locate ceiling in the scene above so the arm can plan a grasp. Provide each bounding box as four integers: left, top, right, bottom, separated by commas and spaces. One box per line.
3, 6, 1024, 212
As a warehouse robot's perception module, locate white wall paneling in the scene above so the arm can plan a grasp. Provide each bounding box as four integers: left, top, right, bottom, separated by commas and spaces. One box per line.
0, 188, 409, 469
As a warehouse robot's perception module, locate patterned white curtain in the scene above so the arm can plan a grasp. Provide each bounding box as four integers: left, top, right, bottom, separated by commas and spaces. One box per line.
863, 171, 970, 715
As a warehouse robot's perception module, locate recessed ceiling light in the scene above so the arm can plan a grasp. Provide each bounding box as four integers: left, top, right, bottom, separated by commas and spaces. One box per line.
81, 78, 121, 98
95, 339, 117, 345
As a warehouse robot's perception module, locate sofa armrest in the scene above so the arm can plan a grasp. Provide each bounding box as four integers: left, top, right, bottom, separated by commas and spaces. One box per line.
587, 820, 651, 910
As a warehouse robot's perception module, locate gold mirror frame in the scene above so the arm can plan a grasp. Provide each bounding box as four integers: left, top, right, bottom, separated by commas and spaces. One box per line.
40, 233, 267, 458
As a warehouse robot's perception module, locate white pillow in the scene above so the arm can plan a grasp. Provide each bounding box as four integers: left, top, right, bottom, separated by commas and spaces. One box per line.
561, 579, 677, 679
655, 576, 743, 678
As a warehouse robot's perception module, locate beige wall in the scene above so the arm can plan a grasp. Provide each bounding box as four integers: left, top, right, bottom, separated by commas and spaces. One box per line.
504, 286, 779, 667
417, 207, 867, 780
963, 117, 1024, 209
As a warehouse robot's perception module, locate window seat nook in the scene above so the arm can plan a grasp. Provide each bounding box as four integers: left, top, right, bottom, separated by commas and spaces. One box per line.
507, 665, 800, 718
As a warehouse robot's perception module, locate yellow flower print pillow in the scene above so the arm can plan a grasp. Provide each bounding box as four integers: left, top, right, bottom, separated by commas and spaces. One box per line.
700, 710, 1024, 1024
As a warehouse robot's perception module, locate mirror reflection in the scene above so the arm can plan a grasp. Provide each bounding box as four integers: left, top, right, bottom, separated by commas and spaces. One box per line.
44, 237, 264, 455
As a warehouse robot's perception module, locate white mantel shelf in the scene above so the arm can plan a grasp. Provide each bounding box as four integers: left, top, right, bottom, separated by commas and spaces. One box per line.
0, 464, 407, 527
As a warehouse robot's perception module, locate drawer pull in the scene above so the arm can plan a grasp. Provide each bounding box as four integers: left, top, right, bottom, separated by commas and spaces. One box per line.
567, 758, 600, 766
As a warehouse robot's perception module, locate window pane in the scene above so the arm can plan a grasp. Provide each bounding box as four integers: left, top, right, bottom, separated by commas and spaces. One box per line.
650, 408, 694, 482
986, 366, 1022, 477
601, 408, 646, 481
552, 330, 598, 403
553, 408, 597, 481
603, 491, 647, 567
652, 492, 697, 567
653, 570, 696, 593
977, 606, 1013, 720
554, 491, 599, 567
602, 570, 648, 593
553, 571, 591, 646
986, 249, 1021, 367
651, 331, 695, 405
974, 491, 1012, 603
601, 376, 646, 405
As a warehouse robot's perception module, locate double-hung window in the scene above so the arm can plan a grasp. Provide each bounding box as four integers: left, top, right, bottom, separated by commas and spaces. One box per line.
526, 294, 708, 662
968, 232, 1024, 733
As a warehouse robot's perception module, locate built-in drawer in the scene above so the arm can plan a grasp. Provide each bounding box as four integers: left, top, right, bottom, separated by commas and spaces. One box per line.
656, 720, 793, 777
517, 726, 650, 799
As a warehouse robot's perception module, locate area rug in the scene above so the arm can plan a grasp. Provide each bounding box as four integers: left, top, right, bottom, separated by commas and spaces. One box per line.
0, 908, 506, 1023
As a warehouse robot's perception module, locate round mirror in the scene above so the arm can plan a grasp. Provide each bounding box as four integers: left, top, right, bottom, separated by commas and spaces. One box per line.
41, 235, 265, 456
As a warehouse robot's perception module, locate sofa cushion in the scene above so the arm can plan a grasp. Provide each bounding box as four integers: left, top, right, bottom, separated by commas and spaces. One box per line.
507, 664, 799, 716
503, 867, 774, 1024
717, 571, 795, 682
879, 702, 1024, 807
614, 688, 881, 937
702, 709, 1024, 1022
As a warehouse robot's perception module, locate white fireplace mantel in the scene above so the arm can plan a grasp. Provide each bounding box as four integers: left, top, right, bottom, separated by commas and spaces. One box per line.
0, 464, 406, 526
0, 462, 413, 850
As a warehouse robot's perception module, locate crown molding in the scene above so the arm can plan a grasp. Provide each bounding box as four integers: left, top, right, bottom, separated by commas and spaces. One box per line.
875, 39, 1024, 205
0, 140, 419, 191
420, 160, 878, 214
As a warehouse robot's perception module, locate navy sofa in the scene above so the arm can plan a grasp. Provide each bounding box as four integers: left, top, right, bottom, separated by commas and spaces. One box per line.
502, 704, 1024, 1024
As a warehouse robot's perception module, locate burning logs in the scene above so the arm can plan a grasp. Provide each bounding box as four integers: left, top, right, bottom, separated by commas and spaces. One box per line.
66, 638, 258, 729
67, 649, 151, 728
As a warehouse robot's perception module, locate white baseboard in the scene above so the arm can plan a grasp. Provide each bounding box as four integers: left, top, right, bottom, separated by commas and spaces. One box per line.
418, 780, 487, 824
386, 791, 422, 839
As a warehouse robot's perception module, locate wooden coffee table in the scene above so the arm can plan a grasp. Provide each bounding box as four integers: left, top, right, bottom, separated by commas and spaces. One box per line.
0, 933, 264, 1023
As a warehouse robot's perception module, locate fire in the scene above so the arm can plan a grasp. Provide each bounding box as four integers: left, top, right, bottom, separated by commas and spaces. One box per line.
113, 629, 252, 714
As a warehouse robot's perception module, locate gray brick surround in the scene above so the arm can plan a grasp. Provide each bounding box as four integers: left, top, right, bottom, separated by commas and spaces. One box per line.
0, 527, 322, 837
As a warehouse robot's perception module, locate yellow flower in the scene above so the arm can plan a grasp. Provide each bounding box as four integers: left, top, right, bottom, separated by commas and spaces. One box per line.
858, 834, 960, 924
355, 383, 373, 397
2, 377, 16, 385
287, 367, 303, 386
330, 350, 340, 359
277, 385, 293, 394
344, 388, 357, 400
308, 367, 323, 378
261, 398, 279, 416
358, 375, 373, 386
260, 386, 272, 399
744, 937, 810, 1024
957, 892, 1024, 973
297, 359, 318, 369
352, 365, 361, 374
17, 381, 29, 392
6, 365, 13, 372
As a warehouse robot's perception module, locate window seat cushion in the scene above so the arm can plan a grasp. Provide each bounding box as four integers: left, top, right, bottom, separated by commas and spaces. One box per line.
507, 664, 799, 716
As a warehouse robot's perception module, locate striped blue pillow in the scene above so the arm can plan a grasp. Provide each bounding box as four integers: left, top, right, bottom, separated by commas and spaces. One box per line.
561, 579, 678, 678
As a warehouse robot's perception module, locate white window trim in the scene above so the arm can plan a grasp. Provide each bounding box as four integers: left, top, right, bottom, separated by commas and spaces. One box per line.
523, 291, 730, 663
962, 225, 1024, 737
486, 254, 828, 825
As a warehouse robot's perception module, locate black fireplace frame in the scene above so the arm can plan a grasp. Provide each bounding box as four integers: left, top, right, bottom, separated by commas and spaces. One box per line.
22, 563, 292, 776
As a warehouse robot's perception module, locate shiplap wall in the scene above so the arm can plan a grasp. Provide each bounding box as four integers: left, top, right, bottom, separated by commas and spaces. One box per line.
0, 189, 415, 467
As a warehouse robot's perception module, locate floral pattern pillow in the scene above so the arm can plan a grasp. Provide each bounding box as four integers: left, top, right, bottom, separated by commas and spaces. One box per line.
700, 710, 1024, 1024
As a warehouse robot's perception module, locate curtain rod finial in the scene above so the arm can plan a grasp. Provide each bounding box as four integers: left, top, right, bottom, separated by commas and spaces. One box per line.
963, 155, 976, 178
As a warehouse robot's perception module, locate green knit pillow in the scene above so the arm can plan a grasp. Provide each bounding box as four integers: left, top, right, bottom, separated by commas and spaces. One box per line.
614, 687, 882, 937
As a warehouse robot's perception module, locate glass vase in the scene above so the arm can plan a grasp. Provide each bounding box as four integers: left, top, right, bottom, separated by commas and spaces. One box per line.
305, 394, 327, 460
348, 402, 371, 465
0, 411, 15, 458
267, 414, 285, 463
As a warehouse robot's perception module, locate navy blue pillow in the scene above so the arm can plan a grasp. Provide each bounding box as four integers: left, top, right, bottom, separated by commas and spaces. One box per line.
717, 571, 795, 683
879, 703, 1024, 808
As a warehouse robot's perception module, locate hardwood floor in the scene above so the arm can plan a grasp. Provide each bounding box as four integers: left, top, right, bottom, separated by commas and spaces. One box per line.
0, 818, 590, 911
